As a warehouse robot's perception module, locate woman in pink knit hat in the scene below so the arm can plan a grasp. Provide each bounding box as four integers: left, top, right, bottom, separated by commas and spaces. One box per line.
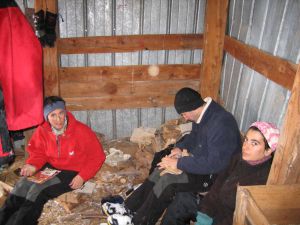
161, 121, 280, 225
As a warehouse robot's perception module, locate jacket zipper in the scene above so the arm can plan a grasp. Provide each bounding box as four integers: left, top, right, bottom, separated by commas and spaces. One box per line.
56, 135, 61, 157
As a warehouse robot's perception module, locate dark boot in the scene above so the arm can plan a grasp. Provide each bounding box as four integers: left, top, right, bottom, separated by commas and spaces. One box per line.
125, 179, 155, 212
32, 10, 46, 47
44, 11, 58, 47
161, 192, 199, 225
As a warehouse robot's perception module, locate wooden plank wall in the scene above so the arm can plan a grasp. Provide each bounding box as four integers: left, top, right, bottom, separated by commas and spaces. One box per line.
38, 0, 299, 184
43, 0, 230, 111
59, 63, 201, 110
56, 34, 202, 110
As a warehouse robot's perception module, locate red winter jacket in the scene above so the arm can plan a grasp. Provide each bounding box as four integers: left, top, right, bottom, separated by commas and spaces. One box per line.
0, 2, 43, 130
26, 112, 106, 181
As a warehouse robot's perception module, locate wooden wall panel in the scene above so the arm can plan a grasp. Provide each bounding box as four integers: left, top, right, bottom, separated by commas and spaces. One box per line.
59, 64, 201, 82
224, 36, 297, 90
57, 34, 203, 54
55, 34, 203, 110
65, 95, 176, 111
61, 80, 199, 98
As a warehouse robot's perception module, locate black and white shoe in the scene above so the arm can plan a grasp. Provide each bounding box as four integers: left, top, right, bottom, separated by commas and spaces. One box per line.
107, 214, 133, 225
102, 202, 130, 217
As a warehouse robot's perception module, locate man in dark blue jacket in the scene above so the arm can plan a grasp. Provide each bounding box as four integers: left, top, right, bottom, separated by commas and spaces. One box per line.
107, 87, 241, 225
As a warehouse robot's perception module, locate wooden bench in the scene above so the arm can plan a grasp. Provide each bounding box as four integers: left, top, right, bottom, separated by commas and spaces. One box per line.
233, 184, 300, 225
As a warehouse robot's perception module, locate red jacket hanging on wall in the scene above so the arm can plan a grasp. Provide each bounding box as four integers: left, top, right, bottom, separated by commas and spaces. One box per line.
0, 0, 43, 131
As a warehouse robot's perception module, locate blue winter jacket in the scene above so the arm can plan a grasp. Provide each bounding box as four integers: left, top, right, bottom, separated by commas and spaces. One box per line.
176, 100, 241, 175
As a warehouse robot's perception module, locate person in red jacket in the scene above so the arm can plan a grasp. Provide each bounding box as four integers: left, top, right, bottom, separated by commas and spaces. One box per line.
0, 96, 106, 225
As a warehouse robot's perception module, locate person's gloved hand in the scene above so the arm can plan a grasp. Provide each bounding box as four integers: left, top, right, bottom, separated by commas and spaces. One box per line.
195, 211, 213, 225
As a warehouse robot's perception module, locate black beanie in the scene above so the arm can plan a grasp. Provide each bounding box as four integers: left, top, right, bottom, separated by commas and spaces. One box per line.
174, 87, 205, 114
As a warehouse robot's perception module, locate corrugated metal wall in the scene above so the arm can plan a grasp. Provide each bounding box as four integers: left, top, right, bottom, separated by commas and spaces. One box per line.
57, 0, 206, 139
16, 0, 300, 138
222, 0, 300, 132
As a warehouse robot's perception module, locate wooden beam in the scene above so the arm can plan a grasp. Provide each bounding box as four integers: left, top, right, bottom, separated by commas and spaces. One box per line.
43, 46, 59, 96
234, 187, 270, 225
57, 34, 203, 54
34, 0, 43, 12
224, 36, 297, 90
60, 80, 199, 98
233, 186, 248, 225
36, 0, 59, 96
59, 64, 201, 82
200, 0, 229, 100
62, 80, 199, 111
268, 64, 300, 184
64, 94, 175, 111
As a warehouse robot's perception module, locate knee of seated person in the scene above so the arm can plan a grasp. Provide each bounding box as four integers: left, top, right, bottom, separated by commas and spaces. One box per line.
26, 184, 44, 202
156, 173, 174, 185
157, 183, 178, 198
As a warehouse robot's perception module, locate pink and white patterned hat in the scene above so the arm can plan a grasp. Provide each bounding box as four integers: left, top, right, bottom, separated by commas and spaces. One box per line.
250, 121, 280, 152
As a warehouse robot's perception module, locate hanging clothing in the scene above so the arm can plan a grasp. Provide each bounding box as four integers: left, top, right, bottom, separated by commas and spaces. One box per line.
0, 0, 43, 131
0, 88, 14, 166
0, 89, 12, 153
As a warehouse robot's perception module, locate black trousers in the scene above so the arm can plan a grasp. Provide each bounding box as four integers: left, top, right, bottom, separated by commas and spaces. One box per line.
125, 147, 216, 225
0, 165, 77, 225
161, 192, 201, 225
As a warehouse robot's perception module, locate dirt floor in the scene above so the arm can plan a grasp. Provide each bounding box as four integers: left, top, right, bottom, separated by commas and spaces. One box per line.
0, 139, 151, 225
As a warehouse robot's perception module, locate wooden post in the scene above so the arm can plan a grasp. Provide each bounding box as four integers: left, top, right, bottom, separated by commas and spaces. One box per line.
268, 63, 300, 184
200, 0, 229, 100
35, 0, 59, 97
233, 187, 248, 225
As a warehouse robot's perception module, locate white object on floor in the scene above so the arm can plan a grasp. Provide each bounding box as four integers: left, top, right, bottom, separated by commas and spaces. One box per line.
130, 127, 156, 145
105, 148, 131, 167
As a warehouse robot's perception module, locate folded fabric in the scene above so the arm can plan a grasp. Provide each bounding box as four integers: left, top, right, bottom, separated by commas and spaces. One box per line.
195, 211, 213, 225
